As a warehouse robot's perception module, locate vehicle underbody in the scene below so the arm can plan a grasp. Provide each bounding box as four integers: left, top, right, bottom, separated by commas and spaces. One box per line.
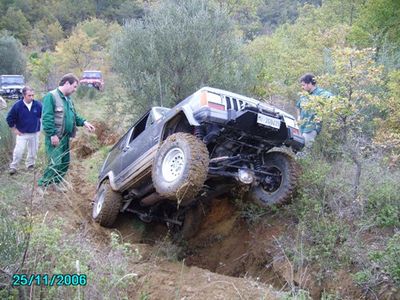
116, 120, 297, 238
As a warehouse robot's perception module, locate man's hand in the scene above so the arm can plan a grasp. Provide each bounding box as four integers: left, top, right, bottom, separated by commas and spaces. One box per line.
84, 121, 95, 132
12, 128, 22, 136
51, 135, 60, 146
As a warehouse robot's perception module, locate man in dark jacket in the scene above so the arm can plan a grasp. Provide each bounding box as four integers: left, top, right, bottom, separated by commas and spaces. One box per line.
6, 86, 42, 174
38, 73, 95, 190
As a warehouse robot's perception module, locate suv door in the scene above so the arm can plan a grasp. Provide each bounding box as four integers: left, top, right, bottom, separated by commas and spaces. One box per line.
118, 112, 153, 186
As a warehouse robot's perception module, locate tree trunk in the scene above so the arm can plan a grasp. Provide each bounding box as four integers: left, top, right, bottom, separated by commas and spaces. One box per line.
350, 150, 362, 199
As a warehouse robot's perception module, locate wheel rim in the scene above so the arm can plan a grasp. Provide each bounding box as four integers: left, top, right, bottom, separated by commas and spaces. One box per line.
162, 147, 185, 182
93, 189, 105, 218
261, 166, 282, 194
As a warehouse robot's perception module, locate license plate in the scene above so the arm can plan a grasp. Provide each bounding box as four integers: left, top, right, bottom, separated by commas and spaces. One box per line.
257, 114, 281, 129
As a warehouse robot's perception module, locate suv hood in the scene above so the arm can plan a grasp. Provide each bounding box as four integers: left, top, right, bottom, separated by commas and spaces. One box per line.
199, 87, 297, 120
1, 84, 24, 89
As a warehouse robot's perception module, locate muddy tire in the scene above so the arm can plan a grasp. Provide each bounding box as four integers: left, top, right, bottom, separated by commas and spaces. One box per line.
248, 152, 299, 207
92, 180, 122, 227
152, 133, 209, 206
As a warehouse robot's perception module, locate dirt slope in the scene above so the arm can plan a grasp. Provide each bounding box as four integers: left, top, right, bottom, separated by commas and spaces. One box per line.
27, 156, 283, 299
25, 132, 370, 300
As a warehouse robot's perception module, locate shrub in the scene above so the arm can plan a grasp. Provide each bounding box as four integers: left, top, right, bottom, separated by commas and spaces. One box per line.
364, 182, 400, 228
370, 232, 400, 284
300, 216, 350, 270
10, 218, 142, 299
0, 111, 14, 168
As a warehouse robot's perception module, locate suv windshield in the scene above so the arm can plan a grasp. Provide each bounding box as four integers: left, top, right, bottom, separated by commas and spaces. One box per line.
82, 71, 102, 79
1, 76, 24, 85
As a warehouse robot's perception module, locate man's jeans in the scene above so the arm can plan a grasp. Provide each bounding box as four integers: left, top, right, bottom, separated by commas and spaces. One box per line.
10, 132, 40, 169
303, 130, 318, 148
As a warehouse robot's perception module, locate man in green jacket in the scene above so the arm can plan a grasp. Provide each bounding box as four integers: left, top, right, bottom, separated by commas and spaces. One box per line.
296, 73, 332, 147
38, 73, 95, 189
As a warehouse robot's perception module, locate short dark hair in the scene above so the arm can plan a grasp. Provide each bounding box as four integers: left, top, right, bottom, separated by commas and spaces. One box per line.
300, 73, 317, 85
22, 86, 34, 96
59, 73, 79, 86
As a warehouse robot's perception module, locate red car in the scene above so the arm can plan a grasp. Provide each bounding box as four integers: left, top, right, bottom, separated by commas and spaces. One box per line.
79, 70, 104, 91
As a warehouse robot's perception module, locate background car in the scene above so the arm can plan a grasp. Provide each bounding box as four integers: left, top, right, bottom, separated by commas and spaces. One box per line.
79, 70, 104, 91
0, 75, 25, 99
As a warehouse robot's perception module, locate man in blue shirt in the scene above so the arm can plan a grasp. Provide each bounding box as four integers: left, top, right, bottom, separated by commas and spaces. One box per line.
6, 86, 42, 175
296, 73, 332, 147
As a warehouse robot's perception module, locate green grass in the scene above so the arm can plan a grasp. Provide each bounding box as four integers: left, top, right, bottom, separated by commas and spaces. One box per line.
80, 145, 111, 184
0, 111, 14, 168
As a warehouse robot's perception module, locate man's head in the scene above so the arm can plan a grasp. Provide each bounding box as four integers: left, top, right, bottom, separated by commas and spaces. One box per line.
300, 73, 317, 93
22, 86, 35, 104
59, 73, 79, 96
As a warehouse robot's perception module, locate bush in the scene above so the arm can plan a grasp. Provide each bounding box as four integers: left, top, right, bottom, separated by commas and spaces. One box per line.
0, 111, 14, 168
9, 218, 143, 299
370, 232, 400, 284
76, 85, 99, 100
112, 0, 255, 113
364, 182, 400, 228
301, 216, 350, 269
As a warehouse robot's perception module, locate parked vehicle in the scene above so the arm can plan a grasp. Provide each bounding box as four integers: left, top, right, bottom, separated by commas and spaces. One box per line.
92, 87, 304, 238
79, 70, 104, 90
0, 75, 25, 99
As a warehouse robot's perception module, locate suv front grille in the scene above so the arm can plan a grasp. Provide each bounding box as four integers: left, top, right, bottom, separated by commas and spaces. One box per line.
225, 97, 245, 111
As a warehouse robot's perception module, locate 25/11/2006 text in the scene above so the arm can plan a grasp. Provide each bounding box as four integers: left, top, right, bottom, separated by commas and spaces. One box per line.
12, 274, 87, 286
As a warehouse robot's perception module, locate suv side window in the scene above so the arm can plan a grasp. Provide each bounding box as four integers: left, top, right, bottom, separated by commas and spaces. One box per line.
145, 107, 170, 128
129, 113, 150, 144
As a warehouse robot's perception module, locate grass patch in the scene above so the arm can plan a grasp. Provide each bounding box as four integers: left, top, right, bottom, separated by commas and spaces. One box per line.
0, 111, 14, 168
80, 145, 111, 184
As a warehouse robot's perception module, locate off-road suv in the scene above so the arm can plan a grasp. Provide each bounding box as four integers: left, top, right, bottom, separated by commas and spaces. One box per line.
93, 87, 304, 237
0, 75, 25, 99
79, 70, 104, 91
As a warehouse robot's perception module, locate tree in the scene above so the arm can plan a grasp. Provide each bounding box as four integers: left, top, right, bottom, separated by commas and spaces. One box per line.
30, 18, 64, 51
217, 0, 263, 40
349, 0, 400, 68
306, 47, 384, 197
374, 70, 400, 153
246, 3, 350, 101
52, 0, 96, 31
113, 0, 145, 23
28, 52, 56, 91
54, 28, 96, 75
76, 18, 122, 50
0, 7, 32, 45
112, 0, 255, 114
0, 34, 26, 74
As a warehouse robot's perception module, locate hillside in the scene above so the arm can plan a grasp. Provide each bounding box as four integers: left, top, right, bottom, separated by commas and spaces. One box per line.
1, 116, 398, 299
1, 0, 400, 299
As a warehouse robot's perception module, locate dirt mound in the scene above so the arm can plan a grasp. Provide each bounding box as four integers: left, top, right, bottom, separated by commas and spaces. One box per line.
92, 120, 121, 146
184, 198, 288, 287
132, 260, 281, 300
71, 120, 121, 159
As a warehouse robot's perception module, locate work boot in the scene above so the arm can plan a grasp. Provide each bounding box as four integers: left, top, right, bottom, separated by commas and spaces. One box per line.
9, 168, 17, 175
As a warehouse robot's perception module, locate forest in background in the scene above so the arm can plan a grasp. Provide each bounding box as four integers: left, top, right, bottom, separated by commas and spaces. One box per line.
1, 0, 399, 299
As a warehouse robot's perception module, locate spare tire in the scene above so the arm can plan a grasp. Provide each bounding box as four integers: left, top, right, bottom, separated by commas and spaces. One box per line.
152, 133, 209, 206
248, 152, 299, 207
